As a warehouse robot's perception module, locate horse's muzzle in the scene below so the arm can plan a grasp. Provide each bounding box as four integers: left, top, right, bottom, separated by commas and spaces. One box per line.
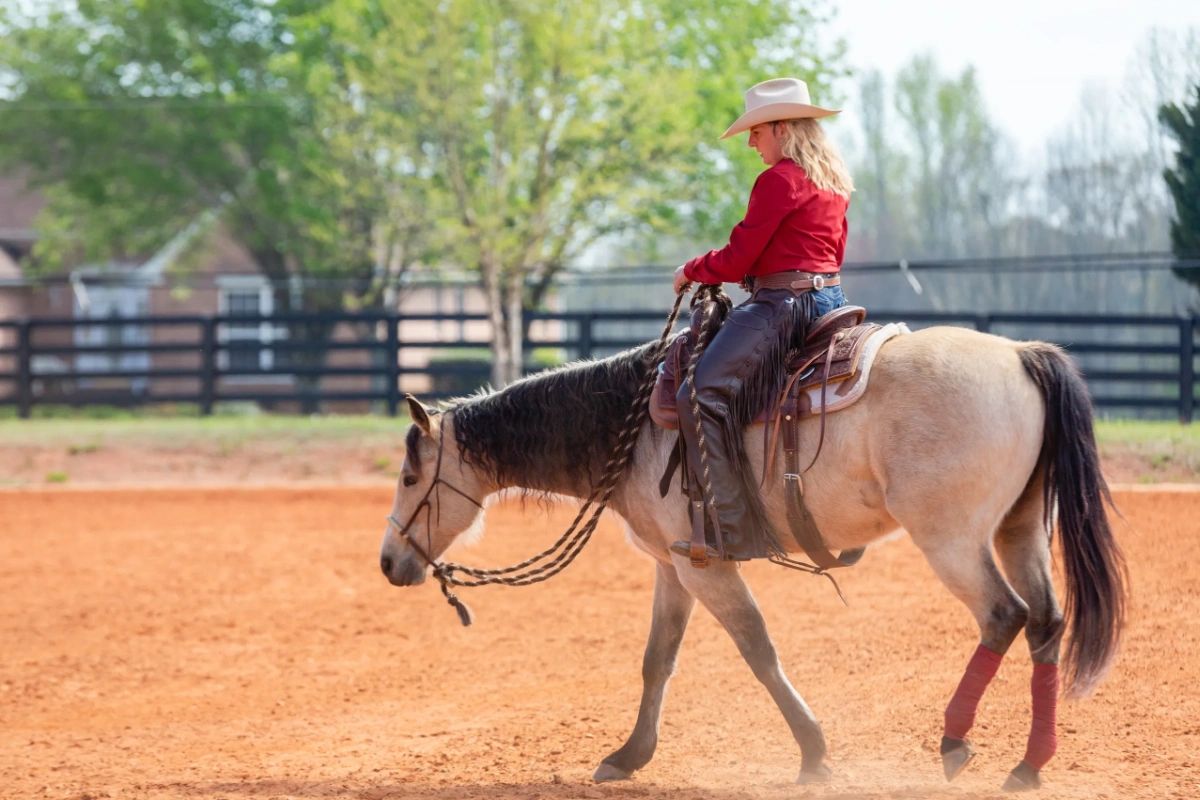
380, 554, 427, 587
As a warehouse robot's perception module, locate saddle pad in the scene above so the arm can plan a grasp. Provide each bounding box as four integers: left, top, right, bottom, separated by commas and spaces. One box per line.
648, 322, 910, 429
798, 322, 909, 415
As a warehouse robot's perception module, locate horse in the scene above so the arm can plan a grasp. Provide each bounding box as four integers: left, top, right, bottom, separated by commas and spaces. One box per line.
378, 324, 1126, 792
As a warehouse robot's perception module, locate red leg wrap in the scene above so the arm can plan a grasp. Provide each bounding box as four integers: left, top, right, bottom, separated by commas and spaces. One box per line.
1023, 662, 1059, 770
944, 644, 1004, 740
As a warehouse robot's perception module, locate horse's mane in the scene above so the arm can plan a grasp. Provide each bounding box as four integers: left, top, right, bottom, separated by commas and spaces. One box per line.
449, 341, 659, 494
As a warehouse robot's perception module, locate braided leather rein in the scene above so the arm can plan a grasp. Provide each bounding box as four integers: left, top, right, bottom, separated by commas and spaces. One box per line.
681, 285, 730, 565
387, 290, 688, 625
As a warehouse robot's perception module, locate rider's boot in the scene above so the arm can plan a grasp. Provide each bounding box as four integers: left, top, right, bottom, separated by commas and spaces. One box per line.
668, 491, 773, 562
668, 403, 777, 564
667, 289, 796, 566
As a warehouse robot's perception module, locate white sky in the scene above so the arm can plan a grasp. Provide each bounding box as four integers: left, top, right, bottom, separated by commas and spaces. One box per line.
827, 0, 1200, 159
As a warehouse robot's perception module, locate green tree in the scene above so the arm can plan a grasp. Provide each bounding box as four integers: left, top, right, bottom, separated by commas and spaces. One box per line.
1160, 84, 1200, 289
848, 69, 909, 260
0, 1, 407, 309
892, 54, 1009, 260
0, 0, 419, 408
324, 0, 845, 384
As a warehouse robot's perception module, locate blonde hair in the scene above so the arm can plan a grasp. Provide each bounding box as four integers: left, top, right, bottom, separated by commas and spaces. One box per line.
774, 118, 854, 199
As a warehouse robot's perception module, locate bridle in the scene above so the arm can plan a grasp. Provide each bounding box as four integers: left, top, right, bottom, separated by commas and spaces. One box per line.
385, 416, 482, 625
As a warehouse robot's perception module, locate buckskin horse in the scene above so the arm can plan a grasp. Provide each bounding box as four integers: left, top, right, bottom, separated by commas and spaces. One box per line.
378, 319, 1126, 792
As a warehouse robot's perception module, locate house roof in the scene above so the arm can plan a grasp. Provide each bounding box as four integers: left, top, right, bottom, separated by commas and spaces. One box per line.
0, 173, 260, 285
0, 175, 43, 232
0, 247, 23, 280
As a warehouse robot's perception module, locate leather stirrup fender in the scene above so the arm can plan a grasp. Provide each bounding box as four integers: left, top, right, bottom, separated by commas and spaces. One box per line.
781, 395, 863, 571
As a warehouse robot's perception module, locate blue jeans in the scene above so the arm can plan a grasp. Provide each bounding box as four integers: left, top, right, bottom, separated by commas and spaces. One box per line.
811, 284, 847, 317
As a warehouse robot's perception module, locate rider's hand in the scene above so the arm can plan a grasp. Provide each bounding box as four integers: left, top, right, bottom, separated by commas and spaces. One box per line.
673, 265, 691, 294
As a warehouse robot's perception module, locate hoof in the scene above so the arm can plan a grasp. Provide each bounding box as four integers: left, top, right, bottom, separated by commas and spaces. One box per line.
592, 762, 633, 782
940, 737, 975, 782
796, 763, 832, 784
1002, 761, 1041, 792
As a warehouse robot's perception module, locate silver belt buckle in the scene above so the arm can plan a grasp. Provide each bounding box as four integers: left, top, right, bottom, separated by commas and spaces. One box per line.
811, 274, 826, 291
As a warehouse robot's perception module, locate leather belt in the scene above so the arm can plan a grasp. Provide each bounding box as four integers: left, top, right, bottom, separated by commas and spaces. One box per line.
748, 270, 841, 292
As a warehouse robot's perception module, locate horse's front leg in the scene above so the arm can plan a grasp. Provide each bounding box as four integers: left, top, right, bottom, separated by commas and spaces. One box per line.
594, 560, 695, 782
674, 558, 831, 783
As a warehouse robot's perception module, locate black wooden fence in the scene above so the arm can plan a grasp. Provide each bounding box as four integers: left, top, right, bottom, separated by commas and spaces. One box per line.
0, 309, 1196, 421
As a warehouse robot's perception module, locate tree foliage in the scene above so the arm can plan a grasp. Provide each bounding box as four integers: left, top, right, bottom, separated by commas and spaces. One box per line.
1160, 84, 1200, 288
0, 0, 846, 385
846, 55, 1012, 263
0, 0, 390, 312
892, 55, 1009, 259
317, 0, 845, 383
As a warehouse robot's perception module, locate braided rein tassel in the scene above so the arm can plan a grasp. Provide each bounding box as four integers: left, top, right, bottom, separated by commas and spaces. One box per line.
440, 578, 475, 627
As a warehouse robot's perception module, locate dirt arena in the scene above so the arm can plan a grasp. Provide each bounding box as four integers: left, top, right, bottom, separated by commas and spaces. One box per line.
2, 485, 1198, 800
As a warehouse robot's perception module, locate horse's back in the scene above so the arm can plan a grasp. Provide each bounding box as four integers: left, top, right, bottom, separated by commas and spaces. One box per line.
864, 326, 1045, 526
870, 325, 1042, 418
788, 326, 1046, 550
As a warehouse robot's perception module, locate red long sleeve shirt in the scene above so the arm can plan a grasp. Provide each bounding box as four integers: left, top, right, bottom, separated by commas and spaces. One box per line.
682, 158, 849, 284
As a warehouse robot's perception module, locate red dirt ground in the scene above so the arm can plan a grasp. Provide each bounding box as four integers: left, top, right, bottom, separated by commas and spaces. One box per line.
2, 486, 1198, 800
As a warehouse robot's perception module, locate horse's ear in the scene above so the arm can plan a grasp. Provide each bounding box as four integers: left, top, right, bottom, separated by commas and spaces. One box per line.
406, 394, 432, 436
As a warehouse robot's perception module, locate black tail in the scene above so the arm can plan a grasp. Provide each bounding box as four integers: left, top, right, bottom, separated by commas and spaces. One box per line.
1019, 344, 1128, 697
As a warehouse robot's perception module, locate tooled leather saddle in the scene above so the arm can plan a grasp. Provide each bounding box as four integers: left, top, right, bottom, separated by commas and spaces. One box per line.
651, 305, 909, 570
651, 305, 886, 429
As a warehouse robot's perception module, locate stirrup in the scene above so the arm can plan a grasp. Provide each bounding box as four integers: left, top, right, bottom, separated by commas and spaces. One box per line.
669, 540, 721, 566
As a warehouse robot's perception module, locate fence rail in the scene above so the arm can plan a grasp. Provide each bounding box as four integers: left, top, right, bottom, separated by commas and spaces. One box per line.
0, 310, 1196, 421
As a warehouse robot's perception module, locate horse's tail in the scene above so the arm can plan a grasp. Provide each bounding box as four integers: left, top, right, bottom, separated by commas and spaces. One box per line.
1019, 343, 1128, 698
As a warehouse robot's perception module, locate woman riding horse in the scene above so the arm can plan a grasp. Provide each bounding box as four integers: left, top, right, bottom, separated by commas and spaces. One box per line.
381, 76, 1126, 794
670, 77, 855, 562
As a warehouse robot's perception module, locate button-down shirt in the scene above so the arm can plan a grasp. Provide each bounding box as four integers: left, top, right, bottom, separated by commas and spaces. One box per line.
682, 158, 849, 285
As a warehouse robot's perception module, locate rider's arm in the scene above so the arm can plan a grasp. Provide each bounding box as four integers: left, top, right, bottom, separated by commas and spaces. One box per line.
681, 167, 796, 285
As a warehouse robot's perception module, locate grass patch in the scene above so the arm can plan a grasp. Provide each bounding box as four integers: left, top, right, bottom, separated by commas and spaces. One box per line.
1094, 419, 1200, 446
1, 413, 1194, 482
1095, 420, 1200, 480
0, 414, 413, 449
2, 414, 1192, 448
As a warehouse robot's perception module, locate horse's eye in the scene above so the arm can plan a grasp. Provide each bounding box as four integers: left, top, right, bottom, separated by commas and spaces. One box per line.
403, 475, 418, 487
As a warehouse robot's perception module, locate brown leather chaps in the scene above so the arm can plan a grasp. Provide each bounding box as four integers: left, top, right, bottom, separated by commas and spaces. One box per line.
675, 286, 818, 559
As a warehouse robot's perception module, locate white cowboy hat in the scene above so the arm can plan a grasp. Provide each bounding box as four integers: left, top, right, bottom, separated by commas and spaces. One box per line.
720, 77, 840, 140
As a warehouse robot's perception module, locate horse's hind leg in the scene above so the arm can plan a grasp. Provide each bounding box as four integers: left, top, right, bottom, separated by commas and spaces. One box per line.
672, 559, 830, 783
994, 476, 1065, 792
913, 532, 1029, 783
594, 561, 695, 782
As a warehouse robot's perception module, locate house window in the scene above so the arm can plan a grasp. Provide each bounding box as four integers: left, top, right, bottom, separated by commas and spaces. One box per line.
218, 278, 286, 377
73, 284, 150, 393
225, 289, 269, 372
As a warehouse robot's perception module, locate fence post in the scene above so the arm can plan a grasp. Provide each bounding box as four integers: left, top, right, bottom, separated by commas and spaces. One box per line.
1182, 316, 1196, 424
578, 314, 594, 360
200, 317, 217, 416
16, 320, 32, 419
386, 314, 400, 417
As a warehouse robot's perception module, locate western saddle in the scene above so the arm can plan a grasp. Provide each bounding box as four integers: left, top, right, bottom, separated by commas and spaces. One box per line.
655, 304, 883, 570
